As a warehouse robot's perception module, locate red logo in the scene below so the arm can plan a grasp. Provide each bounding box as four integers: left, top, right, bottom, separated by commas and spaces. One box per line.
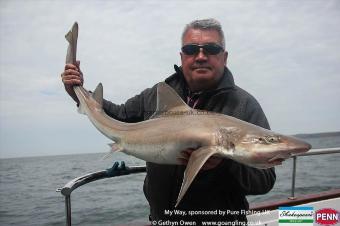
315, 208, 339, 225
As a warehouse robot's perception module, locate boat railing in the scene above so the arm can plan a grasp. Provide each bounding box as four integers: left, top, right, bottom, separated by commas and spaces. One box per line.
289, 147, 340, 199
56, 147, 340, 226
56, 162, 147, 226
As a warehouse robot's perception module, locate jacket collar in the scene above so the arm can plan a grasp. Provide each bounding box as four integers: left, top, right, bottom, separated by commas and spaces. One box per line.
215, 66, 235, 91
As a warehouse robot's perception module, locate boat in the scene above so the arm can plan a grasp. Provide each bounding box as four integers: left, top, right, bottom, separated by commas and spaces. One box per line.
56, 147, 340, 226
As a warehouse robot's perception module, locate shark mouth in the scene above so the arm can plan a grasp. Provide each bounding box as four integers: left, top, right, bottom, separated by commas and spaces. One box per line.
267, 153, 292, 163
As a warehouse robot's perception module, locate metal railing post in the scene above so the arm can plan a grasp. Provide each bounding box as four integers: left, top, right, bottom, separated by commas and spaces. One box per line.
289, 156, 297, 200
65, 195, 71, 226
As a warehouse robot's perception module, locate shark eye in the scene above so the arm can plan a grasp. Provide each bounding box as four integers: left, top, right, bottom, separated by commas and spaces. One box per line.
267, 136, 280, 143
257, 136, 280, 144
258, 137, 267, 144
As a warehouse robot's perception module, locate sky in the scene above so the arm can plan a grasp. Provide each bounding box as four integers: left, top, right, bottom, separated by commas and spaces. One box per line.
0, 0, 339, 158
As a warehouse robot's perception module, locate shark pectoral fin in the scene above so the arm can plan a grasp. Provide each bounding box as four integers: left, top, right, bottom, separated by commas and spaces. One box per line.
175, 146, 219, 207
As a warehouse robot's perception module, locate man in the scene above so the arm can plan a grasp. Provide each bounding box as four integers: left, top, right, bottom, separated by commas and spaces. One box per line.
61, 19, 275, 223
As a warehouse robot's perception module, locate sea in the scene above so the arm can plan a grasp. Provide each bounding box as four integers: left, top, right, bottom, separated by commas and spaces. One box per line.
0, 132, 339, 226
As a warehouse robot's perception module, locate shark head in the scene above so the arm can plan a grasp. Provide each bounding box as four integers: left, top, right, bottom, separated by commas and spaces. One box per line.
216, 126, 311, 168
231, 129, 311, 168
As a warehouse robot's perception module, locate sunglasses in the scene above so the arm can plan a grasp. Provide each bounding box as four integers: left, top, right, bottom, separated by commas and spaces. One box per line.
181, 43, 224, 55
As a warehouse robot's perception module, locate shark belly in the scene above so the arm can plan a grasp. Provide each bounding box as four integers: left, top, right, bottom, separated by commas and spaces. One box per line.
120, 121, 209, 164
122, 142, 182, 164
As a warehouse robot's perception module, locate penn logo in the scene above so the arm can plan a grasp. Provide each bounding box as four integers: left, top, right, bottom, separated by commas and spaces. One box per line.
315, 208, 339, 225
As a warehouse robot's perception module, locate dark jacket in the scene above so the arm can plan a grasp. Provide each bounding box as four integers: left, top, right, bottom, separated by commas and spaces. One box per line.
103, 66, 276, 223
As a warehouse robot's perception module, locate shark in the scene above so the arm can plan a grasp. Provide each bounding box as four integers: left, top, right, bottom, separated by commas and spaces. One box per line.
65, 22, 311, 207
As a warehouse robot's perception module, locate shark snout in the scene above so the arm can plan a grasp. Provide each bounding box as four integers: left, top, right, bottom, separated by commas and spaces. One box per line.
284, 136, 312, 154
293, 142, 311, 153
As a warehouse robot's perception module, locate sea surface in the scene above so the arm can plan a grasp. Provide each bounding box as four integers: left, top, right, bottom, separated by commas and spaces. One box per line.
0, 133, 339, 226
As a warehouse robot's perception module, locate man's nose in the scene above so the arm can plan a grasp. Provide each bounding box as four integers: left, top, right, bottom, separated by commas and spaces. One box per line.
195, 48, 208, 61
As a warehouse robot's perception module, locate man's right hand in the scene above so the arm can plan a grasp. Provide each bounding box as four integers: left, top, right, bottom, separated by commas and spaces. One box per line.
61, 61, 83, 104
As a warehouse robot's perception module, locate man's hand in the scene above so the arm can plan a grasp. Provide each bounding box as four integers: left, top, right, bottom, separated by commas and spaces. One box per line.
61, 61, 83, 104
179, 148, 223, 170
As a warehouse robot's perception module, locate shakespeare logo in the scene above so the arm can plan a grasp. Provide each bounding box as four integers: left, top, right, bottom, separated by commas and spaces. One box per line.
315, 208, 339, 225
279, 206, 314, 226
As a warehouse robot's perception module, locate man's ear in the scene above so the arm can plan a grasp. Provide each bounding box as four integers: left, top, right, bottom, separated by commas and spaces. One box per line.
223, 51, 228, 65
180, 52, 184, 62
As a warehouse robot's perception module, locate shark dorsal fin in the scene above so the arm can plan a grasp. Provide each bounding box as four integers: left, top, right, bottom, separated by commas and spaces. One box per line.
150, 82, 192, 119
92, 83, 103, 107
